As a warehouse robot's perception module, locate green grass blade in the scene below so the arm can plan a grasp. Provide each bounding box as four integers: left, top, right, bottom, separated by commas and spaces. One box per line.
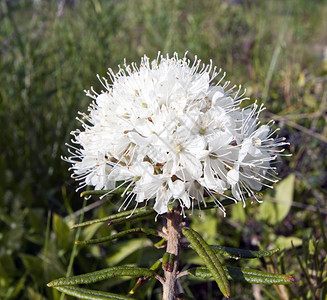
75, 228, 158, 246
47, 266, 155, 287
318, 209, 327, 250
263, 9, 290, 101
60, 196, 87, 300
188, 266, 295, 285
53, 286, 134, 300
182, 227, 230, 298
66, 198, 87, 275
42, 210, 51, 270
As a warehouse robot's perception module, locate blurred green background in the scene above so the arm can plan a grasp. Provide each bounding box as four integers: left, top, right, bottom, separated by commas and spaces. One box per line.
0, 0, 326, 299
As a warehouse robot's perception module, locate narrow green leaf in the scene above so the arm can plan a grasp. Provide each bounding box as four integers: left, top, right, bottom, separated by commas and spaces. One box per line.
320, 285, 327, 300
71, 207, 154, 229
154, 238, 166, 248
106, 213, 153, 226
209, 245, 280, 259
182, 227, 230, 298
47, 266, 155, 287
318, 209, 327, 251
53, 286, 134, 300
6, 274, 26, 299
59, 198, 88, 300
188, 266, 295, 285
75, 228, 157, 246
128, 259, 162, 296
80, 188, 129, 197
162, 252, 175, 272
149, 259, 162, 271
162, 252, 170, 271
292, 241, 312, 288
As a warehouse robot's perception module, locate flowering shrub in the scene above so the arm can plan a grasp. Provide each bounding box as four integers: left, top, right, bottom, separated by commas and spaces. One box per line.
65, 53, 287, 215
51, 53, 295, 300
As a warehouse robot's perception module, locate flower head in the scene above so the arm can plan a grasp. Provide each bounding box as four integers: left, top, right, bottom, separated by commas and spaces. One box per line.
64, 52, 288, 215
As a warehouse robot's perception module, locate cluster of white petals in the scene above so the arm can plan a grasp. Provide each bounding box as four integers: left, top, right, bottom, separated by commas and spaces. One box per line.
65, 53, 288, 215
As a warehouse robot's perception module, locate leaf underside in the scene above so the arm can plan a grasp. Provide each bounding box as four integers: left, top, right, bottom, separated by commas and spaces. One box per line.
47, 266, 155, 287
182, 227, 230, 298
188, 266, 295, 285
53, 286, 134, 300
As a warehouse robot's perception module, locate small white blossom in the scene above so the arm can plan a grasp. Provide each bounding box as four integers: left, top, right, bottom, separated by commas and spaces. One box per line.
64, 52, 288, 215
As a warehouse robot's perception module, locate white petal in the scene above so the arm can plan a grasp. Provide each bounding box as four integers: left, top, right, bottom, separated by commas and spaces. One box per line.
227, 168, 239, 186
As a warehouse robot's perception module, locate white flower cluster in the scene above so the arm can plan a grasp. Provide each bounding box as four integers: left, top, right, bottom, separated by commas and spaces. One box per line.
65, 53, 287, 215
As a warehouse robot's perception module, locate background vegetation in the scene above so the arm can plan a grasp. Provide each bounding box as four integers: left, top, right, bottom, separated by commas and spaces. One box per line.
0, 0, 326, 299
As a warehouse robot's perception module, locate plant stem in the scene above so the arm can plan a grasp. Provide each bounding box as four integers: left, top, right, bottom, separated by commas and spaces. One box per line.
162, 208, 183, 300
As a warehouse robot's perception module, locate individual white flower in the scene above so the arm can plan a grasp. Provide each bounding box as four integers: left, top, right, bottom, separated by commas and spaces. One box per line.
63, 52, 288, 215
